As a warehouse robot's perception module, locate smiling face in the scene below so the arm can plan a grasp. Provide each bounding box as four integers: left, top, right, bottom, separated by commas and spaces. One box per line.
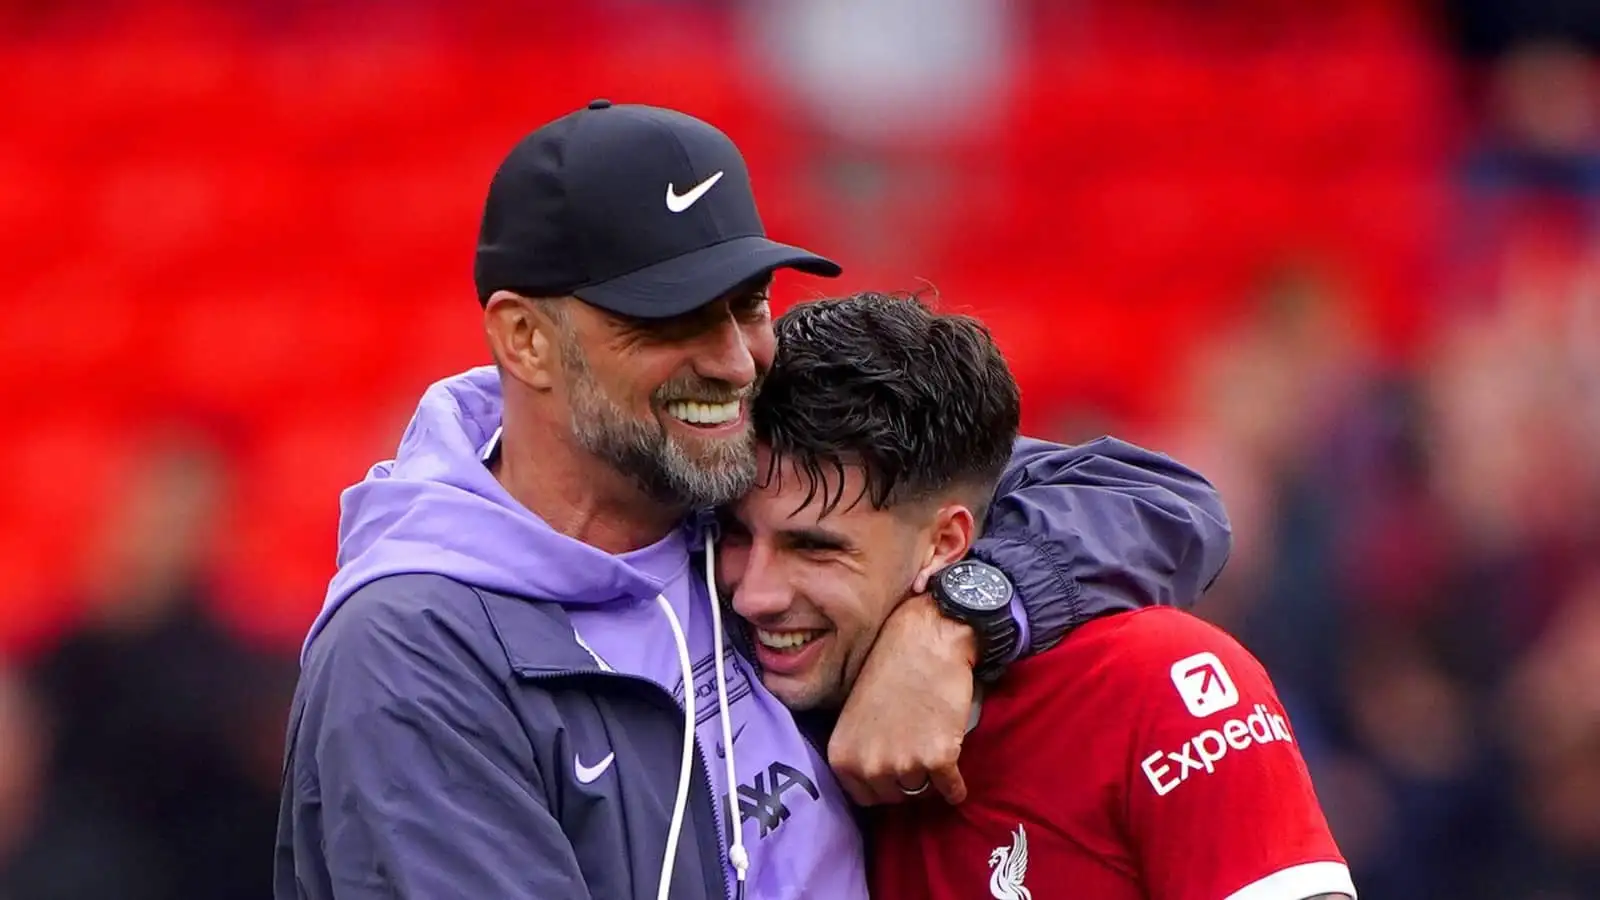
716, 292, 1023, 710
717, 447, 974, 710
544, 278, 777, 508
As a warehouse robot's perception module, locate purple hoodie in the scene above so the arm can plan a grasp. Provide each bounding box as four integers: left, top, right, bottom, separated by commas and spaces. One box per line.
305, 366, 866, 899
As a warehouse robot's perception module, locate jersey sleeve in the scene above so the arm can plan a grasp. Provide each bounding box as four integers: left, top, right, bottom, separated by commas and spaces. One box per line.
1115, 613, 1356, 900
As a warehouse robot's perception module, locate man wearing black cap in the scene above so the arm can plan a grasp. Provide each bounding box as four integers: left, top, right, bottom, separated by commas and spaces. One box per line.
275, 101, 1232, 900
476, 99, 842, 323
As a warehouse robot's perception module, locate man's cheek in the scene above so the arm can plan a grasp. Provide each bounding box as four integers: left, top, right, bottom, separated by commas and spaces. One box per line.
745, 323, 778, 377
836, 636, 871, 695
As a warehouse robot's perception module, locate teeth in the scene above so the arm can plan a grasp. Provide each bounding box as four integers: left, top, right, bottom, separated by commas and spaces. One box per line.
756, 629, 822, 650
666, 400, 741, 425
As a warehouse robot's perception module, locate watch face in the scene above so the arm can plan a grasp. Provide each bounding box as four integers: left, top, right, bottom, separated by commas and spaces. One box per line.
942, 561, 1013, 612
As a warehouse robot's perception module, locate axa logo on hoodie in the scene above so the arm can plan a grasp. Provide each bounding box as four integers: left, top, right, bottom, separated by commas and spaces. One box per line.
729, 760, 820, 838
680, 647, 821, 841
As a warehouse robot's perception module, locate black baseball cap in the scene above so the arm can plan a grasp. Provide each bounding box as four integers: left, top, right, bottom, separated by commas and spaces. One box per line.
474, 100, 842, 318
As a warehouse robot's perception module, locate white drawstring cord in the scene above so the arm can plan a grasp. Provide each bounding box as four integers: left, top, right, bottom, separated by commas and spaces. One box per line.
704, 536, 750, 895
653, 531, 749, 900
655, 593, 696, 900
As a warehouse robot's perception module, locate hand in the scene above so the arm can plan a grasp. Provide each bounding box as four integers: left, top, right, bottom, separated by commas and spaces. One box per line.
827, 592, 977, 806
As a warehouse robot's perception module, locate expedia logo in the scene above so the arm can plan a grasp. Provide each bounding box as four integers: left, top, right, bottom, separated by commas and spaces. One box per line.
1141, 703, 1294, 796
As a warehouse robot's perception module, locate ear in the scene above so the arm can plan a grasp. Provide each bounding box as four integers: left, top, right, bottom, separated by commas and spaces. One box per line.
912, 503, 976, 593
485, 292, 560, 390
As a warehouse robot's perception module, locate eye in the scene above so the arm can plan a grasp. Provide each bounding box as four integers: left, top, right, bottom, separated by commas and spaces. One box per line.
716, 513, 751, 546
789, 535, 844, 556
732, 294, 771, 322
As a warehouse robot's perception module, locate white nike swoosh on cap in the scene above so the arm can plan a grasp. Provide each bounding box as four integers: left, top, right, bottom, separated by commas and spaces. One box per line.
665, 171, 725, 213
574, 751, 615, 784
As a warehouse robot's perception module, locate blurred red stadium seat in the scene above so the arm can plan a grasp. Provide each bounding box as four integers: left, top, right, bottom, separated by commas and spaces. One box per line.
0, 412, 139, 655
1, 3, 1458, 652
213, 406, 407, 643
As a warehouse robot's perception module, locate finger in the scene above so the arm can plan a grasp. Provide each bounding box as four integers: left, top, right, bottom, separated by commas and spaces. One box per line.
842, 775, 878, 807
887, 762, 943, 805
928, 760, 967, 805
833, 766, 883, 807
871, 772, 917, 806
828, 735, 880, 807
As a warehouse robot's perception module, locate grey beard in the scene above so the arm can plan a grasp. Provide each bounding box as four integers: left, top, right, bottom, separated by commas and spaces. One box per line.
572, 402, 757, 508
566, 366, 757, 509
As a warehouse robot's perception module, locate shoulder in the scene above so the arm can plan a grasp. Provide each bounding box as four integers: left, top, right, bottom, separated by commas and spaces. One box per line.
312, 574, 494, 665
304, 574, 599, 711
288, 576, 563, 789
300, 575, 513, 715
993, 608, 1273, 721
1016, 606, 1258, 677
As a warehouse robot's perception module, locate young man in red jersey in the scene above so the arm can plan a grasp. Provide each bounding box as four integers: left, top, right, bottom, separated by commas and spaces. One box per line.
718, 292, 1356, 900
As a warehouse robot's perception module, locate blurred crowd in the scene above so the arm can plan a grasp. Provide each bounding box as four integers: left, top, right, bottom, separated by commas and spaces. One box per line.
0, 431, 292, 899
1146, 267, 1600, 897
3, 0, 1600, 898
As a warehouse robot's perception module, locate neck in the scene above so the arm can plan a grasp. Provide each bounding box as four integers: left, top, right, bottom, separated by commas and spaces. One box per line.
493, 419, 684, 555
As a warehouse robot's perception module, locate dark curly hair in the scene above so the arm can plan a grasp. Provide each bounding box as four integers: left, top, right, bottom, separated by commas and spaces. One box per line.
753, 291, 1021, 519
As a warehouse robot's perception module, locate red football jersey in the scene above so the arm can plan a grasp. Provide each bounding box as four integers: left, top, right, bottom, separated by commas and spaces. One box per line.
870, 607, 1354, 900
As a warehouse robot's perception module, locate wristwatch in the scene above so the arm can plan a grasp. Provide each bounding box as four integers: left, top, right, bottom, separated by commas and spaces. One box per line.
930, 559, 1019, 683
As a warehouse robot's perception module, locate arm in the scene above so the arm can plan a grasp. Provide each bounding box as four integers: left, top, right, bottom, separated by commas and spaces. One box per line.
973, 435, 1233, 660
279, 593, 589, 899
827, 436, 1233, 806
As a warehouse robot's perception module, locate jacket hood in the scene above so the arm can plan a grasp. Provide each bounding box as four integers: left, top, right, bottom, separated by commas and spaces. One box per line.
302, 366, 678, 661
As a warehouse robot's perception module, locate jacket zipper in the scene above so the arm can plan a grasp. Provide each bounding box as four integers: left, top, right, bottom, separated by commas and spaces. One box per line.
520, 669, 736, 900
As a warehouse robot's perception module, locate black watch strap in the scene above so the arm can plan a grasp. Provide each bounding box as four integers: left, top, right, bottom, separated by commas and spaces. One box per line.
932, 562, 1020, 683
970, 612, 1019, 683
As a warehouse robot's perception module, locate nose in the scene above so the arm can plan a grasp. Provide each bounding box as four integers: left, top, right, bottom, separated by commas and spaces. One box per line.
728, 543, 793, 623
692, 313, 759, 390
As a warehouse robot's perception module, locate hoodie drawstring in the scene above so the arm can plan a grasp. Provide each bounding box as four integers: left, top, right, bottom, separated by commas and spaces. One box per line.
654, 533, 748, 900
655, 592, 697, 900
705, 535, 750, 898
